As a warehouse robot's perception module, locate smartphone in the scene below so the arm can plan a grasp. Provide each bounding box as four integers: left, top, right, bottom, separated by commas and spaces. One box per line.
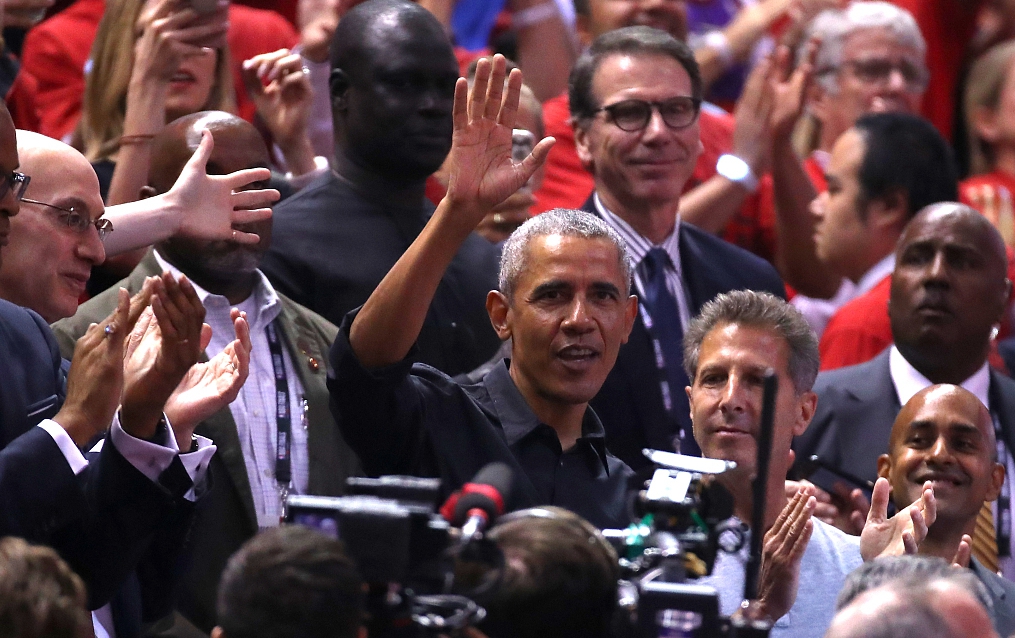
797, 455, 875, 500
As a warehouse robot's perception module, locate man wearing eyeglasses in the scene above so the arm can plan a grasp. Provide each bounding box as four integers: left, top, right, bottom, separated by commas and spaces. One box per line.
767, 2, 930, 335
0, 130, 108, 324
569, 26, 784, 471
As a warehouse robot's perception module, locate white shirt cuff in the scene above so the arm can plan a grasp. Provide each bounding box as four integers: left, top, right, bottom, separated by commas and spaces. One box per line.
105, 414, 217, 501
37, 419, 89, 476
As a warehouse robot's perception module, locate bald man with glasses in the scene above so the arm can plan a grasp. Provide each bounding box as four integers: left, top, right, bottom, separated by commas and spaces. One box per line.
569, 26, 785, 471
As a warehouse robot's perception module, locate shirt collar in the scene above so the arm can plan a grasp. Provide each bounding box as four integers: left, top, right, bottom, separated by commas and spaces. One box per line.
594, 193, 682, 276
856, 254, 895, 295
483, 360, 611, 474
889, 346, 991, 410
152, 249, 282, 327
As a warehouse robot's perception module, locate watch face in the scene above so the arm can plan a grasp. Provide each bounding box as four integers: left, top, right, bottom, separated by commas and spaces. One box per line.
717, 154, 749, 181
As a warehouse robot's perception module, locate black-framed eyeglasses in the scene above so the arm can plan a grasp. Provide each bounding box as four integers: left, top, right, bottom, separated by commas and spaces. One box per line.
0, 171, 30, 202
594, 96, 702, 132
20, 198, 114, 240
817, 58, 929, 93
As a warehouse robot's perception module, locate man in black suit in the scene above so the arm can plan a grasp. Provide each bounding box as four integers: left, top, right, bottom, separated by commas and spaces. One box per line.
260, 0, 501, 377
569, 26, 785, 469
795, 203, 1015, 573
877, 384, 1015, 637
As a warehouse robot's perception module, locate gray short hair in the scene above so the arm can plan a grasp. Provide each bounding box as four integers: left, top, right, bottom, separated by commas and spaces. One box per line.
804, 1, 926, 93
836, 555, 993, 614
682, 291, 819, 394
498, 209, 632, 300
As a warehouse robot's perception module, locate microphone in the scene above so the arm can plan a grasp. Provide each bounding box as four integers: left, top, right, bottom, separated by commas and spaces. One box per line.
440, 462, 514, 541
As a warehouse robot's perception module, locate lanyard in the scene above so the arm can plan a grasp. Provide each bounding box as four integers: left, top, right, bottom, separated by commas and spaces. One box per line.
994, 412, 1011, 556
266, 321, 292, 517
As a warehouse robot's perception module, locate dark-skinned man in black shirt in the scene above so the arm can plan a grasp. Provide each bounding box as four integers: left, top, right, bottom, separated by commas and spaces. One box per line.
328, 55, 642, 528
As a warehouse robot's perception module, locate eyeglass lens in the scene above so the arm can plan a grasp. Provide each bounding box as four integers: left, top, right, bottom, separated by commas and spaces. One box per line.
606, 98, 699, 132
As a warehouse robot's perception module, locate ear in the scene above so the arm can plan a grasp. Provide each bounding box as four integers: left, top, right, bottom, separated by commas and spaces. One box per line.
972, 105, 1000, 145
988, 461, 1006, 502
138, 185, 158, 200
573, 120, 595, 173
876, 453, 891, 480
620, 294, 638, 344
867, 189, 909, 233
793, 390, 818, 437
486, 290, 512, 341
330, 68, 350, 110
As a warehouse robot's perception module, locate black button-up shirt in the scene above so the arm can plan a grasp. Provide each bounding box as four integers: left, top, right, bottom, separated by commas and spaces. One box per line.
329, 313, 633, 529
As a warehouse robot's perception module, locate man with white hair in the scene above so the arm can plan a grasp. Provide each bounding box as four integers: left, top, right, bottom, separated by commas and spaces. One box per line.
762, 3, 930, 332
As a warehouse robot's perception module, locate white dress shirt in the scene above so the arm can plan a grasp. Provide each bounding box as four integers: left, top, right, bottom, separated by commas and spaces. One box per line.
594, 193, 692, 328
888, 347, 1015, 577
793, 253, 896, 337
154, 252, 309, 529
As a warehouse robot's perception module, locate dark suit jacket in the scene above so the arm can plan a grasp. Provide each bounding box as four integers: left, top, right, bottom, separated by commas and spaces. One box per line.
0, 298, 65, 447
970, 558, 1015, 637
581, 196, 787, 469
794, 349, 1015, 485
0, 297, 193, 610
51, 251, 363, 634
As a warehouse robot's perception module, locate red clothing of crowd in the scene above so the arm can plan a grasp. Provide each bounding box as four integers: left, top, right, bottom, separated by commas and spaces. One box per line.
19, 0, 299, 140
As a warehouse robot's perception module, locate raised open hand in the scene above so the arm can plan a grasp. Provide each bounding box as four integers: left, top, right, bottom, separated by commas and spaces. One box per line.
860, 478, 936, 561
768, 40, 818, 142
166, 129, 280, 244
444, 54, 554, 227
164, 308, 251, 447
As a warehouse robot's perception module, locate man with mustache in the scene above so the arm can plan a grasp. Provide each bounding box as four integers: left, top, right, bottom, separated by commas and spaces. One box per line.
877, 384, 1015, 636
796, 203, 1015, 577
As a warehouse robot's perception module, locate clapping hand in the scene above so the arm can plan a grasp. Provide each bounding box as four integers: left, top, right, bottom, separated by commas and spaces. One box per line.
54, 280, 157, 446
164, 308, 252, 446
121, 273, 207, 440
754, 489, 816, 622
860, 478, 936, 561
443, 54, 554, 229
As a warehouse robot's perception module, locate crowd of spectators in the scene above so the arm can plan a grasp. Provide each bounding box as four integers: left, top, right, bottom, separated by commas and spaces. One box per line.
1, 0, 1015, 636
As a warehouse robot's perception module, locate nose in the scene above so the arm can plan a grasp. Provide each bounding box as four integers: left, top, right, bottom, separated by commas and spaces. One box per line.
641, 107, 670, 142
810, 191, 827, 221
561, 296, 595, 334
1, 188, 20, 220
885, 66, 908, 93
77, 224, 106, 265
717, 374, 747, 416
925, 250, 949, 282
927, 436, 955, 465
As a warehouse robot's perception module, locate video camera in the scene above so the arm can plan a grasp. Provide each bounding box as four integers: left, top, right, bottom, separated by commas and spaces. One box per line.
286, 466, 513, 638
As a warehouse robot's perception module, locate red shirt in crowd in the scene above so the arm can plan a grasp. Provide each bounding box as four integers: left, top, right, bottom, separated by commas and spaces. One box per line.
890, 0, 983, 141
20, 0, 299, 140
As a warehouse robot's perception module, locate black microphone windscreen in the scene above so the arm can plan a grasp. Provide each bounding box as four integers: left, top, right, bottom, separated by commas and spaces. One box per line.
452, 462, 515, 523
470, 462, 514, 501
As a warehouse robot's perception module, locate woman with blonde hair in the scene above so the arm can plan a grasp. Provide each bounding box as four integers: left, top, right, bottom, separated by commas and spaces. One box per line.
77, 0, 315, 286
961, 40, 1015, 247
